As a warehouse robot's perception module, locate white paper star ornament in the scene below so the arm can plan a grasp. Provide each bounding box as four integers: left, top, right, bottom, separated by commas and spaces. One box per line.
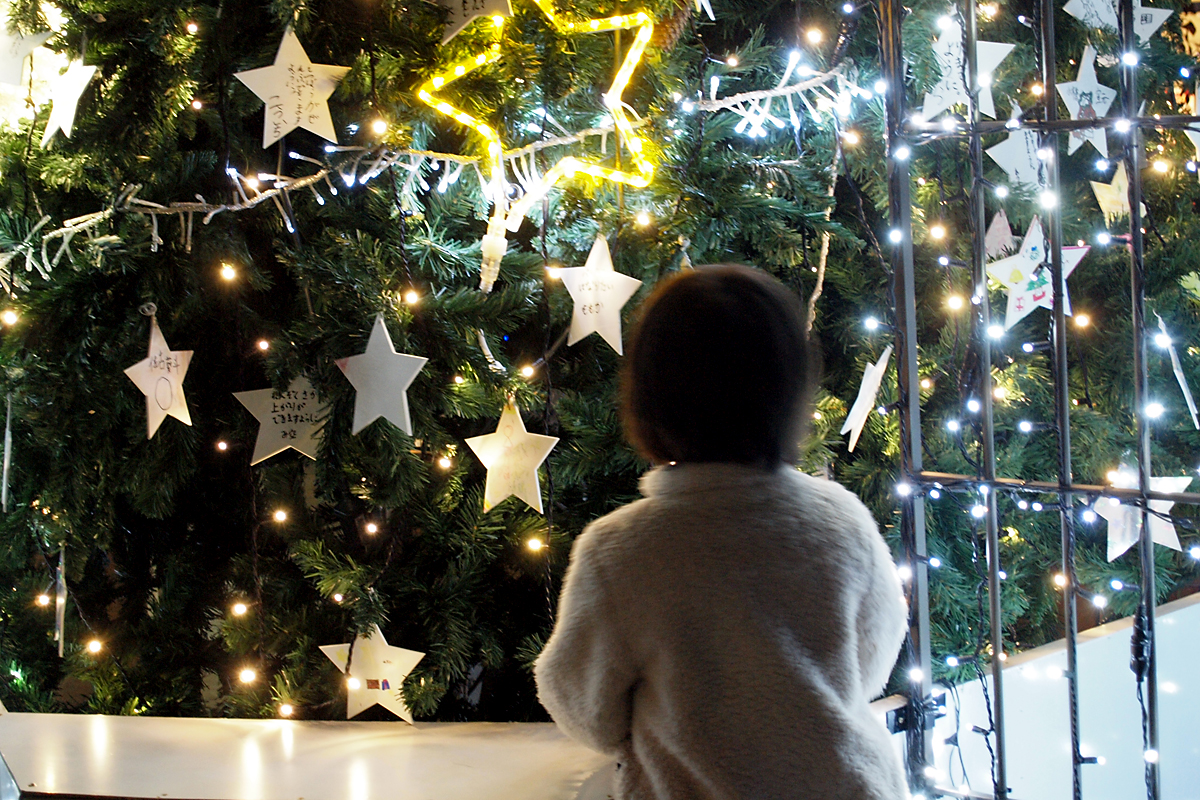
1064, 0, 1170, 42
1098, 474, 1192, 561
985, 210, 1016, 258
1091, 162, 1136, 222
320, 625, 425, 722
436, 0, 513, 43
840, 345, 892, 453
0, 14, 51, 87
987, 218, 1089, 329
465, 402, 559, 513
558, 236, 643, 355
234, 28, 350, 148
336, 315, 427, 436
922, 19, 1014, 119
123, 317, 193, 439
234, 377, 326, 465
1056, 46, 1116, 157
39, 60, 96, 148
986, 106, 1041, 189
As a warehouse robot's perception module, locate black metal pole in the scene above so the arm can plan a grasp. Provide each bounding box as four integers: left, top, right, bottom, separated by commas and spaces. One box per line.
964, 2, 1007, 797
1117, 0, 1159, 797
879, 0, 933, 783
1038, 1, 1084, 797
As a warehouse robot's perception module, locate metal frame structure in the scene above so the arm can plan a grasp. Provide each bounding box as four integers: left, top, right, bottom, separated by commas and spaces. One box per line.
879, 0, 1200, 798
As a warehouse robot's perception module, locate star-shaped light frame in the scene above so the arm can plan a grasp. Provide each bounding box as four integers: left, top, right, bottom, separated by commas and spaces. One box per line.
417, 3, 655, 234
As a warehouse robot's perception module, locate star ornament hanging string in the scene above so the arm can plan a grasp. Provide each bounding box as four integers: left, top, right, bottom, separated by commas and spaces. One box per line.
417, 2, 655, 290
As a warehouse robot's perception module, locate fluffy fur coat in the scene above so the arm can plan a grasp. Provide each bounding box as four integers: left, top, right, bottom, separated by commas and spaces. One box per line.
535, 462, 908, 800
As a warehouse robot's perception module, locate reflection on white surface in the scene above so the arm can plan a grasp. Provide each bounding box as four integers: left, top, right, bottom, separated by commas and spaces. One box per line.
240, 738, 262, 800
349, 757, 370, 800
280, 722, 294, 761
89, 715, 110, 785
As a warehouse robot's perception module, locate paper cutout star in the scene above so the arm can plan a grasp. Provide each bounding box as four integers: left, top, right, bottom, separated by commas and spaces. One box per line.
437, 0, 513, 42
336, 315, 427, 436
1056, 46, 1116, 158
465, 402, 559, 513
985, 210, 1016, 258
123, 316, 193, 439
1155, 313, 1199, 429
234, 376, 326, 465
39, 60, 96, 148
694, 0, 716, 20
0, 14, 50, 87
922, 18, 1015, 120
320, 625, 425, 722
1185, 127, 1200, 162
1091, 162, 1141, 223
840, 345, 892, 453
234, 27, 350, 148
1063, 0, 1172, 43
1098, 473, 1191, 561
558, 236, 642, 355
986, 217, 1089, 329
986, 106, 1041, 189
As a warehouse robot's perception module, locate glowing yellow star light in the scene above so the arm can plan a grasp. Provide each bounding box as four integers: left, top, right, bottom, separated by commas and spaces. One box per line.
419, 3, 655, 291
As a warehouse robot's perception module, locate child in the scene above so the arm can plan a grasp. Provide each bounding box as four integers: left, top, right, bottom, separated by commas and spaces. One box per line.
535, 265, 908, 800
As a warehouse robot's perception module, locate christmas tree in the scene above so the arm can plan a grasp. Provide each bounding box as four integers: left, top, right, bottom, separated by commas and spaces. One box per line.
0, 0, 1194, 748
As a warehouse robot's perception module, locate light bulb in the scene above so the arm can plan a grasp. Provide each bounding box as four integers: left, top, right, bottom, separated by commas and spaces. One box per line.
1018, 500, 1029, 510
347, 677, 361, 690
842, 2, 854, 12
520, 365, 535, 378
1053, 573, 1067, 587
279, 703, 294, 717
87, 639, 103, 654
1111, 578, 1125, 591
874, 79, 888, 95
929, 489, 941, 499
216, 441, 229, 452
1189, 544, 1200, 559
1082, 509, 1097, 523
1152, 160, 1169, 173
1183, 67, 1192, 78
332, 593, 344, 603
191, 98, 203, 110
908, 667, 924, 682
929, 224, 946, 240
36, 594, 50, 607
1095, 159, 1109, 171
1145, 402, 1165, 419
527, 538, 544, 551
864, 317, 880, 330
987, 324, 1004, 339
928, 556, 942, 568
1, 309, 17, 326
635, 211, 652, 226
1039, 190, 1058, 209
888, 229, 903, 244
994, 185, 1009, 198
453, 375, 465, 385
232, 602, 248, 616
1121, 52, 1139, 67
896, 483, 912, 496
1092, 594, 1108, 609
843, 130, 861, 145
920, 378, 932, 389
186, 21, 199, 34
726, 55, 739, 67
365, 522, 378, 534
946, 655, 960, 667
1144, 749, 1159, 764
946, 419, 961, 432
404, 290, 420, 305
971, 504, 987, 518
220, 263, 237, 281
257, 339, 269, 351
1114, 119, 1131, 133
1036, 147, 1051, 161
1154, 332, 1172, 348
994, 386, 1008, 400
806, 28, 823, 44
1031, 83, 1044, 96
438, 456, 453, 470
894, 145, 911, 161
1031, 502, 1043, 511
1018, 420, 1033, 433
273, 509, 288, 523
371, 118, 388, 135
1074, 313, 1091, 327
897, 565, 913, 581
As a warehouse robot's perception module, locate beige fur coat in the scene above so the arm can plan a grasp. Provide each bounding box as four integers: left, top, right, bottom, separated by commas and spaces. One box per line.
535, 463, 908, 800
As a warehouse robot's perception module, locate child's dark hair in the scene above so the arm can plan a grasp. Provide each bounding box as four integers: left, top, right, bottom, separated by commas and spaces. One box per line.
621, 264, 817, 466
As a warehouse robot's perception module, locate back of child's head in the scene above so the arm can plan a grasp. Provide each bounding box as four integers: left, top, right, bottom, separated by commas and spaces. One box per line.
621, 264, 815, 467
